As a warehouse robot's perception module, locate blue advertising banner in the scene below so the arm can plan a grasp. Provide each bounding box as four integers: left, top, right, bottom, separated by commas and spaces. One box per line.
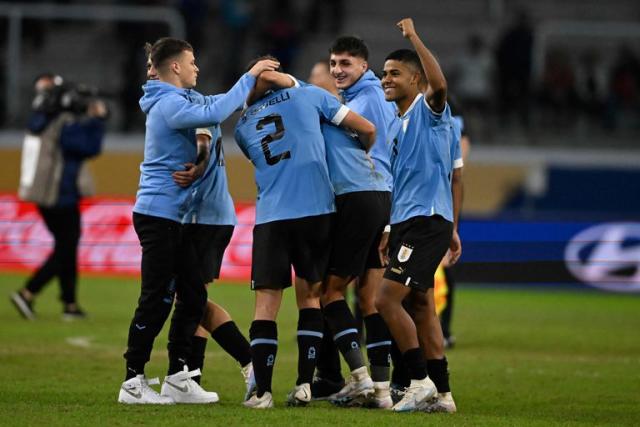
456, 219, 640, 293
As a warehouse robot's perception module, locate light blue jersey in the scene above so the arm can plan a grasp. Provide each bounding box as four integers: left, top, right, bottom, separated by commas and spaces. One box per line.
181, 125, 237, 226
388, 94, 463, 224
134, 73, 255, 222
322, 123, 387, 195
342, 70, 396, 191
235, 85, 350, 224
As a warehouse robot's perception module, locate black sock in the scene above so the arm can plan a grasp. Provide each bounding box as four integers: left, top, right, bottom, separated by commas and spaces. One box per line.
324, 300, 365, 371
125, 364, 143, 381
296, 308, 323, 385
250, 320, 278, 396
364, 313, 391, 382
187, 336, 208, 384
390, 340, 410, 388
403, 348, 427, 381
211, 320, 252, 367
168, 355, 188, 375
316, 316, 343, 383
427, 358, 451, 393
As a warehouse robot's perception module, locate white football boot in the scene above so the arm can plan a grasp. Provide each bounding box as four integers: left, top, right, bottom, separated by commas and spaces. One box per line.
160, 366, 219, 404
369, 381, 393, 409
420, 392, 457, 413
391, 376, 437, 412
241, 362, 256, 401
118, 375, 174, 405
286, 383, 311, 406
243, 391, 274, 409
329, 366, 375, 406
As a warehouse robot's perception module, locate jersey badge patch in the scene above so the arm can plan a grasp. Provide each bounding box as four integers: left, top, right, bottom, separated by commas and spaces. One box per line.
397, 244, 413, 263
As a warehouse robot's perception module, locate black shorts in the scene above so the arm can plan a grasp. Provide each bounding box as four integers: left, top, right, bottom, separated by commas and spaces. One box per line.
383, 215, 453, 292
182, 224, 234, 283
251, 214, 333, 290
327, 191, 391, 278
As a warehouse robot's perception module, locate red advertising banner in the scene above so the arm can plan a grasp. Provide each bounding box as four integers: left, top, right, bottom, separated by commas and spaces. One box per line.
0, 194, 254, 280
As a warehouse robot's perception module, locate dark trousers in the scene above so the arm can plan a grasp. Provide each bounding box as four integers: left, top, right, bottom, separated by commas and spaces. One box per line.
26, 205, 81, 304
123, 213, 207, 370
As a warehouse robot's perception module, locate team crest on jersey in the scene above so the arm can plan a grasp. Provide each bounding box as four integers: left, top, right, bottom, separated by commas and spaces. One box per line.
397, 244, 414, 263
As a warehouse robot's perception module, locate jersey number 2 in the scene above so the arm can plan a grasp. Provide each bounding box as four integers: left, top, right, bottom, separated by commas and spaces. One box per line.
256, 114, 290, 166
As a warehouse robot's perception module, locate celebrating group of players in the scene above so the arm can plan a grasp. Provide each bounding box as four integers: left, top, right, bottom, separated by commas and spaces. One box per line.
117, 17, 463, 415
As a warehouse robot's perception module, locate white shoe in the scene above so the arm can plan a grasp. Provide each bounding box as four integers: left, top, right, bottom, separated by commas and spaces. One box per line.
118, 375, 174, 405
160, 366, 219, 404
420, 392, 457, 413
243, 391, 274, 409
391, 377, 437, 412
10, 291, 35, 320
241, 362, 256, 401
369, 381, 393, 409
329, 366, 374, 406
286, 383, 311, 406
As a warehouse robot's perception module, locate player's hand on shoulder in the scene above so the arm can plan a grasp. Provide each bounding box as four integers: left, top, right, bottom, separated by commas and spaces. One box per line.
248, 59, 281, 77
397, 18, 417, 39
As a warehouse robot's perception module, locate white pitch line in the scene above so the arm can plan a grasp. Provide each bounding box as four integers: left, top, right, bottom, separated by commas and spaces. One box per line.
65, 336, 93, 348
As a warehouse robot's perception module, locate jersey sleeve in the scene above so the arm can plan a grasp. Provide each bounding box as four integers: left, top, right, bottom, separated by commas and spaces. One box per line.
199, 93, 225, 105
304, 86, 350, 125
423, 97, 452, 125
452, 121, 463, 169
160, 73, 256, 129
287, 74, 301, 88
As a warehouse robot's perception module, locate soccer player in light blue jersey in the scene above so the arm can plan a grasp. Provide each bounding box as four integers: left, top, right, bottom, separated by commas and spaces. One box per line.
234, 59, 376, 408
318, 122, 392, 408
119, 38, 278, 405
376, 19, 463, 413
144, 54, 256, 404
311, 36, 397, 407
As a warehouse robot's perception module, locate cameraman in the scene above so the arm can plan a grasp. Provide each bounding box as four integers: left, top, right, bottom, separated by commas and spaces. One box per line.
11, 73, 107, 320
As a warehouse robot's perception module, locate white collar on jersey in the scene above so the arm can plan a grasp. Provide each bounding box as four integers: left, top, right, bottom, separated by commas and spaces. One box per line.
399, 93, 424, 119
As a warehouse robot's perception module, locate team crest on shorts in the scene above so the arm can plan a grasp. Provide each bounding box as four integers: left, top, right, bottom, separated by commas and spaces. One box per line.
397, 244, 414, 263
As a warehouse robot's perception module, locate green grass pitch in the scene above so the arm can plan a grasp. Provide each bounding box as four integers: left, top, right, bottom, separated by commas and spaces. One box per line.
1, 272, 639, 426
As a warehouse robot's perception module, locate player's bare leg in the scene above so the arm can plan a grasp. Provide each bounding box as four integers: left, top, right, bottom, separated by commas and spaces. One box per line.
376, 279, 436, 412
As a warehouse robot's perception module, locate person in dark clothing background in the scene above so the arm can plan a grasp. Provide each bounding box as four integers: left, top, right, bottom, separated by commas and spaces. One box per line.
11, 73, 107, 320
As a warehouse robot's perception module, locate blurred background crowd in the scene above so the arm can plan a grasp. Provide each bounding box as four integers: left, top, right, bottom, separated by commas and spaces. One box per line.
0, 0, 638, 148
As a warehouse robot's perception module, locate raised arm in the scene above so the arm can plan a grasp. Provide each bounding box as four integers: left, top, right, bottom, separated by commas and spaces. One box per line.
163, 59, 280, 129
397, 18, 447, 112
246, 71, 296, 105
259, 71, 297, 89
